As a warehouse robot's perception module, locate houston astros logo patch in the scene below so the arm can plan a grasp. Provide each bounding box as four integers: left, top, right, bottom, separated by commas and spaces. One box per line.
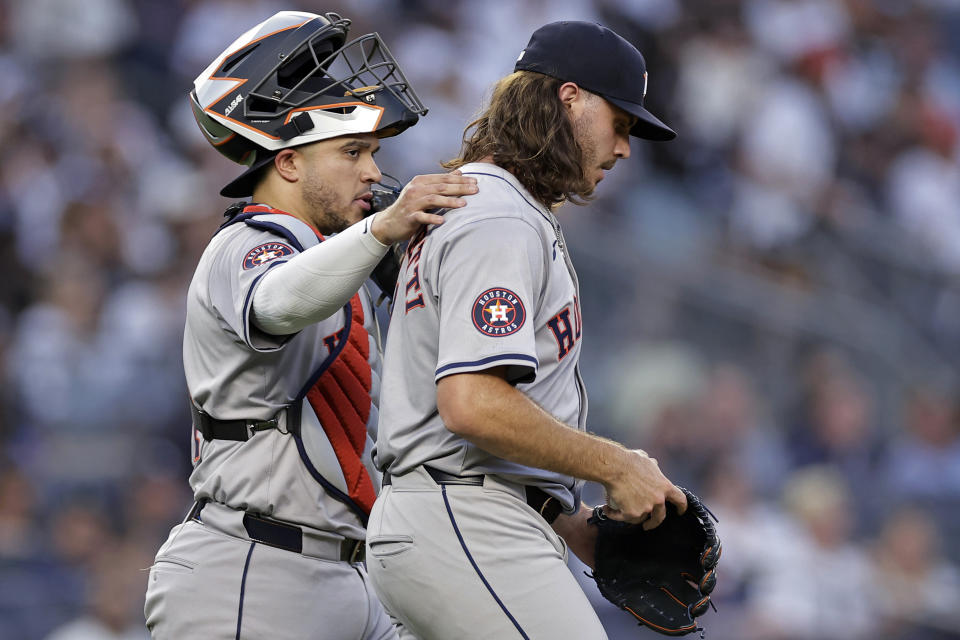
243, 242, 294, 270
472, 287, 526, 337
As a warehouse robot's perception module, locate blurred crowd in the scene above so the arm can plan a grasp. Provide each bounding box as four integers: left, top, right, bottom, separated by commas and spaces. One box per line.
0, 1, 959, 639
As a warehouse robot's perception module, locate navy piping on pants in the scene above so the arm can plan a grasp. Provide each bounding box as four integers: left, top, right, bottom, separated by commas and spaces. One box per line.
441, 485, 530, 639
236, 542, 257, 640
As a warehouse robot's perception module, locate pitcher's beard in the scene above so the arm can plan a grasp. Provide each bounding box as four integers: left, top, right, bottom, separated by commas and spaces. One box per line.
572, 111, 601, 196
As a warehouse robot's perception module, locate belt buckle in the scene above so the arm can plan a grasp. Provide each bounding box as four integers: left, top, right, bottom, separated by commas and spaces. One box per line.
539, 496, 557, 520
185, 499, 206, 523
345, 539, 365, 563
526, 487, 561, 525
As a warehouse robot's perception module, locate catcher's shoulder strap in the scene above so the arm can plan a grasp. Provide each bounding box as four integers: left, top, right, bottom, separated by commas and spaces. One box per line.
216, 201, 323, 251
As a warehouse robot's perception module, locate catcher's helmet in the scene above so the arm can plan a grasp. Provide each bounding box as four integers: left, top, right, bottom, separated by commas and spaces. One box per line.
190, 11, 427, 197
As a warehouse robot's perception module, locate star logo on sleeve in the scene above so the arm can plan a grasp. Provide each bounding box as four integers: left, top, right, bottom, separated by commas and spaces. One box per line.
243, 242, 294, 270
472, 287, 526, 337
253, 250, 279, 265
486, 300, 514, 323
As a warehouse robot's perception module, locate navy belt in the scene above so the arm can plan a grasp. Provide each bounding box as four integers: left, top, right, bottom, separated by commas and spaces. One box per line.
187, 500, 364, 562
382, 466, 563, 524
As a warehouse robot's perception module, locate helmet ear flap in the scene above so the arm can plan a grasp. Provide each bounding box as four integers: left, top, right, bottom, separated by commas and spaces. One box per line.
190, 92, 233, 146
190, 91, 259, 166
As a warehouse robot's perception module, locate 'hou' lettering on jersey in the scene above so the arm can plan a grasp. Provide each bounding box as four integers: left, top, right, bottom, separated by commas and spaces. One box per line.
546, 296, 582, 360
404, 227, 428, 313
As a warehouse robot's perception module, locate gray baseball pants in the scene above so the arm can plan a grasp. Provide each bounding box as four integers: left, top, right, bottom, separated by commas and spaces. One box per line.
145, 501, 396, 640
366, 466, 607, 639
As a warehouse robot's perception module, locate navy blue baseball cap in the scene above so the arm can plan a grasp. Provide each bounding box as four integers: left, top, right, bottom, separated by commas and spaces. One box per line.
514, 21, 676, 141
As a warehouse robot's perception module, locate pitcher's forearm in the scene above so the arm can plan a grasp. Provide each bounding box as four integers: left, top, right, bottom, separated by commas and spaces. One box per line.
437, 368, 630, 485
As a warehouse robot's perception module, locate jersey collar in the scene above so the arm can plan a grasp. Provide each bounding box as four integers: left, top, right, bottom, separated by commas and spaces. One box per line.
456, 162, 551, 217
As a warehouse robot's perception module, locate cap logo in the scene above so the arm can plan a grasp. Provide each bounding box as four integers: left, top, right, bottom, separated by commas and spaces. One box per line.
517, 49, 526, 62
643, 72, 648, 100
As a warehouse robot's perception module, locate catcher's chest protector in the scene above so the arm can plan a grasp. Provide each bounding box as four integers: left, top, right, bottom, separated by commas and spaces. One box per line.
216, 206, 378, 521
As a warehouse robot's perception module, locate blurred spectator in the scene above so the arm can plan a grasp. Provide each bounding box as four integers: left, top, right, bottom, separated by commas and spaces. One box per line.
9, 0, 136, 60
44, 543, 151, 640
788, 350, 885, 529
886, 106, 960, 273
604, 341, 707, 447
5, 247, 185, 490
885, 384, 960, 502
2, 131, 67, 263
872, 505, 960, 639
121, 472, 192, 552
0, 497, 114, 640
727, 76, 836, 249
0, 462, 37, 559
378, 23, 472, 177
701, 457, 797, 640
743, 0, 851, 67
169, 0, 283, 80
7, 253, 112, 433
883, 384, 960, 566
636, 361, 789, 494
746, 466, 879, 639
49, 500, 118, 570
674, 19, 771, 151
692, 363, 789, 495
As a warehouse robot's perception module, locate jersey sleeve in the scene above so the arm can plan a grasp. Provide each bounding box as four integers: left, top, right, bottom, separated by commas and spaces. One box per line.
428, 216, 546, 384
208, 229, 300, 352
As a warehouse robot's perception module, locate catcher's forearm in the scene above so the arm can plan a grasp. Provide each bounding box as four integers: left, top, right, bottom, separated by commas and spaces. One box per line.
251, 216, 388, 335
436, 367, 633, 486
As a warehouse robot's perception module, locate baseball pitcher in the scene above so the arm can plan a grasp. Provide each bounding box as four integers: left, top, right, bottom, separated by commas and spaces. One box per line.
367, 21, 694, 640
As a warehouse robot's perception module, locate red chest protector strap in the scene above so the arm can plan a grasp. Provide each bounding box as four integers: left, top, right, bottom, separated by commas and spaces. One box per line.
304, 295, 376, 514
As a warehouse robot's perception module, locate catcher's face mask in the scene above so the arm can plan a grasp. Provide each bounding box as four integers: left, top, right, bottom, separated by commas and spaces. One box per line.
189, 10, 427, 197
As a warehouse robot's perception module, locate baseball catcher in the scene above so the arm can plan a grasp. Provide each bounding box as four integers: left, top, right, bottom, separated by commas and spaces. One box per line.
144, 10, 477, 640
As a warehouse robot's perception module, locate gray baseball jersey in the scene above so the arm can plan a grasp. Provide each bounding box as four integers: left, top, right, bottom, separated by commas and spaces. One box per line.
184, 203, 383, 539
375, 162, 587, 513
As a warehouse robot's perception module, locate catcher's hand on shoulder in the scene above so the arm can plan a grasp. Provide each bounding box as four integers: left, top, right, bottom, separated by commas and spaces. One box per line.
371, 170, 478, 244
588, 487, 721, 637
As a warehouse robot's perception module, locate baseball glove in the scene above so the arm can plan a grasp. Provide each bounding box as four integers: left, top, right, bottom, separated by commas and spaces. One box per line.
587, 487, 720, 637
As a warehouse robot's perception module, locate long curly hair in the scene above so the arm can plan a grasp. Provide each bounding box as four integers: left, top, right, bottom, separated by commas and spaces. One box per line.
443, 71, 592, 209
